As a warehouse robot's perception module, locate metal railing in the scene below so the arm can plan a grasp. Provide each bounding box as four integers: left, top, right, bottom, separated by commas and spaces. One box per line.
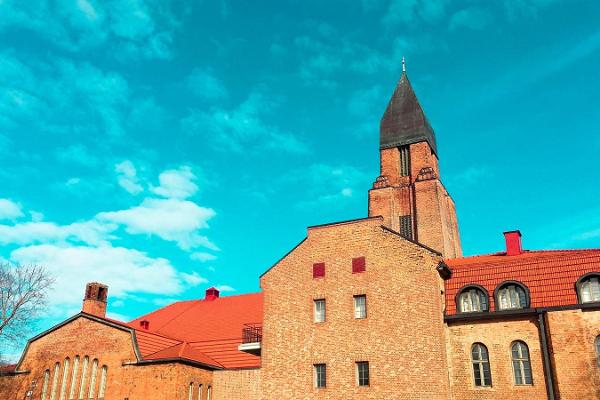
242, 323, 262, 344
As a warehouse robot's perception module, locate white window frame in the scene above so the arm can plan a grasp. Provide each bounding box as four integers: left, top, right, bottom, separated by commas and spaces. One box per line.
497, 284, 527, 310
511, 341, 533, 385
314, 299, 326, 323
354, 295, 367, 319
580, 276, 600, 303
313, 364, 326, 388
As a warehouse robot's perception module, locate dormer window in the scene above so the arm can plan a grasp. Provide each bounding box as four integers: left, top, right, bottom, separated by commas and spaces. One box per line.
495, 282, 529, 310
577, 274, 600, 303
457, 286, 489, 313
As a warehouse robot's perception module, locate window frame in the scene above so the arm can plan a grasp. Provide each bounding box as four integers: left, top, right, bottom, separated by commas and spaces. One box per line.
471, 343, 492, 388
493, 281, 530, 311
455, 285, 490, 313
313, 364, 326, 389
511, 341, 533, 386
353, 295, 367, 319
356, 361, 370, 387
314, 299, 326, 323
575, 273, 600, 304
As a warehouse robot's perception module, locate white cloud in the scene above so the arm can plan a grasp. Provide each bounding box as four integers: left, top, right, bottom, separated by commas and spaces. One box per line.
151, 166, 198, 199
97, 198, 217, 250
10, 244, 184, 312
181, 92, 309, 154
190, 252, 217, 262
0, 220, 112, 247
0, 198, 23, 220
187, 68, 228, 100
115, 160, 144, 195
215, 285, 235, 292
181, 271, 208, 286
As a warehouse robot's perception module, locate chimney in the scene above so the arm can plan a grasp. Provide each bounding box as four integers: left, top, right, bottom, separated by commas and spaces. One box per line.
205, 287, 220, 301
504, 230, 523, 256
82, 282, 108, 318
140, 320, 150, 330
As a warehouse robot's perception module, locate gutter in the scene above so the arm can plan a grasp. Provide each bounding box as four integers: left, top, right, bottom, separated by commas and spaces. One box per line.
537, 311, 556, 400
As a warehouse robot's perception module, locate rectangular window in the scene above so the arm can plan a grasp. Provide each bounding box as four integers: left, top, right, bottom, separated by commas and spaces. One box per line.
399, 215, 413, 240
354, 295, 367, 319
313, 263, 325, 278
399, 145, 410, 177
352, 257, 366, 274
314, 364, 326, 388
314, 299, 326, 323
356, 362, 370, 386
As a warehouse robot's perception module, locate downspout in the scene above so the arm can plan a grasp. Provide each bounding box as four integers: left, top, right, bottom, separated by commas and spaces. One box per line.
537, 311, 556, 400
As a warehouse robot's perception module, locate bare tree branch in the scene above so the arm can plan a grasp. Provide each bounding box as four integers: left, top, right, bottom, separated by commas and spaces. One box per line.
0, 263, 53, 345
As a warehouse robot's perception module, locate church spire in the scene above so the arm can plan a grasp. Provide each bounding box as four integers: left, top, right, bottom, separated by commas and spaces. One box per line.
379, 63, 437, 155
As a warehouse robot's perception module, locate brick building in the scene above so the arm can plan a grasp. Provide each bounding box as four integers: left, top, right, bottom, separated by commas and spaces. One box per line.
2, 66, 599, 400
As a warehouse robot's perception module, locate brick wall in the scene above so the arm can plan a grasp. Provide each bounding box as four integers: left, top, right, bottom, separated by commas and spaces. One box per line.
212, 368, 261, 400
546, 309, 600, 399
446, 317, 547, 399
0, 316, 212, 400
260, 217, 451, 399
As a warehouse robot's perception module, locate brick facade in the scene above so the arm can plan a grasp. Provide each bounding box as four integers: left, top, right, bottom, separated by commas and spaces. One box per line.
259, 217, 451, 399
212, 369, 261, 400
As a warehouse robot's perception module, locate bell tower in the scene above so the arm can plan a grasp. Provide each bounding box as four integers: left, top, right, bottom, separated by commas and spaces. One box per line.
368, 61, 462, 258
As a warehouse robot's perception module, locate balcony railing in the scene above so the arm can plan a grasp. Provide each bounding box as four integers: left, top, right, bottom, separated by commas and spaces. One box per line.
242, 323, 262, 344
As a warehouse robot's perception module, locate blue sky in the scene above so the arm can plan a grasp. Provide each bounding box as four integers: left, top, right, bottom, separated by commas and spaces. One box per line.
1, 0, 599, 356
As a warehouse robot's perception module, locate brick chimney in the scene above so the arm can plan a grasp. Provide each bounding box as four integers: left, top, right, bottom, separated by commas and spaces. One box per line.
504, 230, 523, 256
205, 287, 220, 301
82, 282, 108, 318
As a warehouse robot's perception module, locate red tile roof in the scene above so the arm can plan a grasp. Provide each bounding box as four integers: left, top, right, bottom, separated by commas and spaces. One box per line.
128, 292, 263, 369
444, 249, 600, 315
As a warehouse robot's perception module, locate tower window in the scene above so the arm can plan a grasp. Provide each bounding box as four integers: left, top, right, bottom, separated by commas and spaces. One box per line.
354, 295, 367, 319
356, 361, 370, 386
399, 215, 413, 240
471, 343, 492, 387
399, 145, 410, 176
314, 299, 326, 323
313, 364, 326, 388
511, 341, 532, 385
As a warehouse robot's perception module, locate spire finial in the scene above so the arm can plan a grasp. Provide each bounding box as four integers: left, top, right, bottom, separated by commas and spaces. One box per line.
402, 56, 406, 73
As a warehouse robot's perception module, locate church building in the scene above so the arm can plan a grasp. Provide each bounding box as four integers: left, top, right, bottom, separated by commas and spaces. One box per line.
2, 65, 600, 400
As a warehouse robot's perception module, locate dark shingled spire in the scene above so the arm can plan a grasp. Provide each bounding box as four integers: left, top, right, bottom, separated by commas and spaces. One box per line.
380, 68, 438, 155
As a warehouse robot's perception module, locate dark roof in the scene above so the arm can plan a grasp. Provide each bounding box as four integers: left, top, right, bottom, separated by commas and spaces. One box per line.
380, 72, 438, 155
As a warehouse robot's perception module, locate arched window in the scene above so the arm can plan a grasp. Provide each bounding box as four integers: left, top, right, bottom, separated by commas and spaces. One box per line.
471, 343, 492, 387
198, 384, 203, 400
78, 356, 89, 400
98, 366, 107, 400
50, 362, 61, 400
457, 286, 489, 313
496, 282, 528, 310
59, 357, 70, 400
511, 341, 532, 385
188, 382, 194, 400
577, 274, 600, 303
41, 369, 50, 400
207, 385, 212, 400
87, 359, 98, 400
595, 336, 600, 368
69, 356, 80, 400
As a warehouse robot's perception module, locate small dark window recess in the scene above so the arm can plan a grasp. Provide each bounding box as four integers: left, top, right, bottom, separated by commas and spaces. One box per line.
313, 263, 325, 279
352, 257, 366, 274
399, 215, 413, 240
356, 361, 370, 386
314, 364, 326, 388
399, 145, 411, 177
97, 287, 106, 301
